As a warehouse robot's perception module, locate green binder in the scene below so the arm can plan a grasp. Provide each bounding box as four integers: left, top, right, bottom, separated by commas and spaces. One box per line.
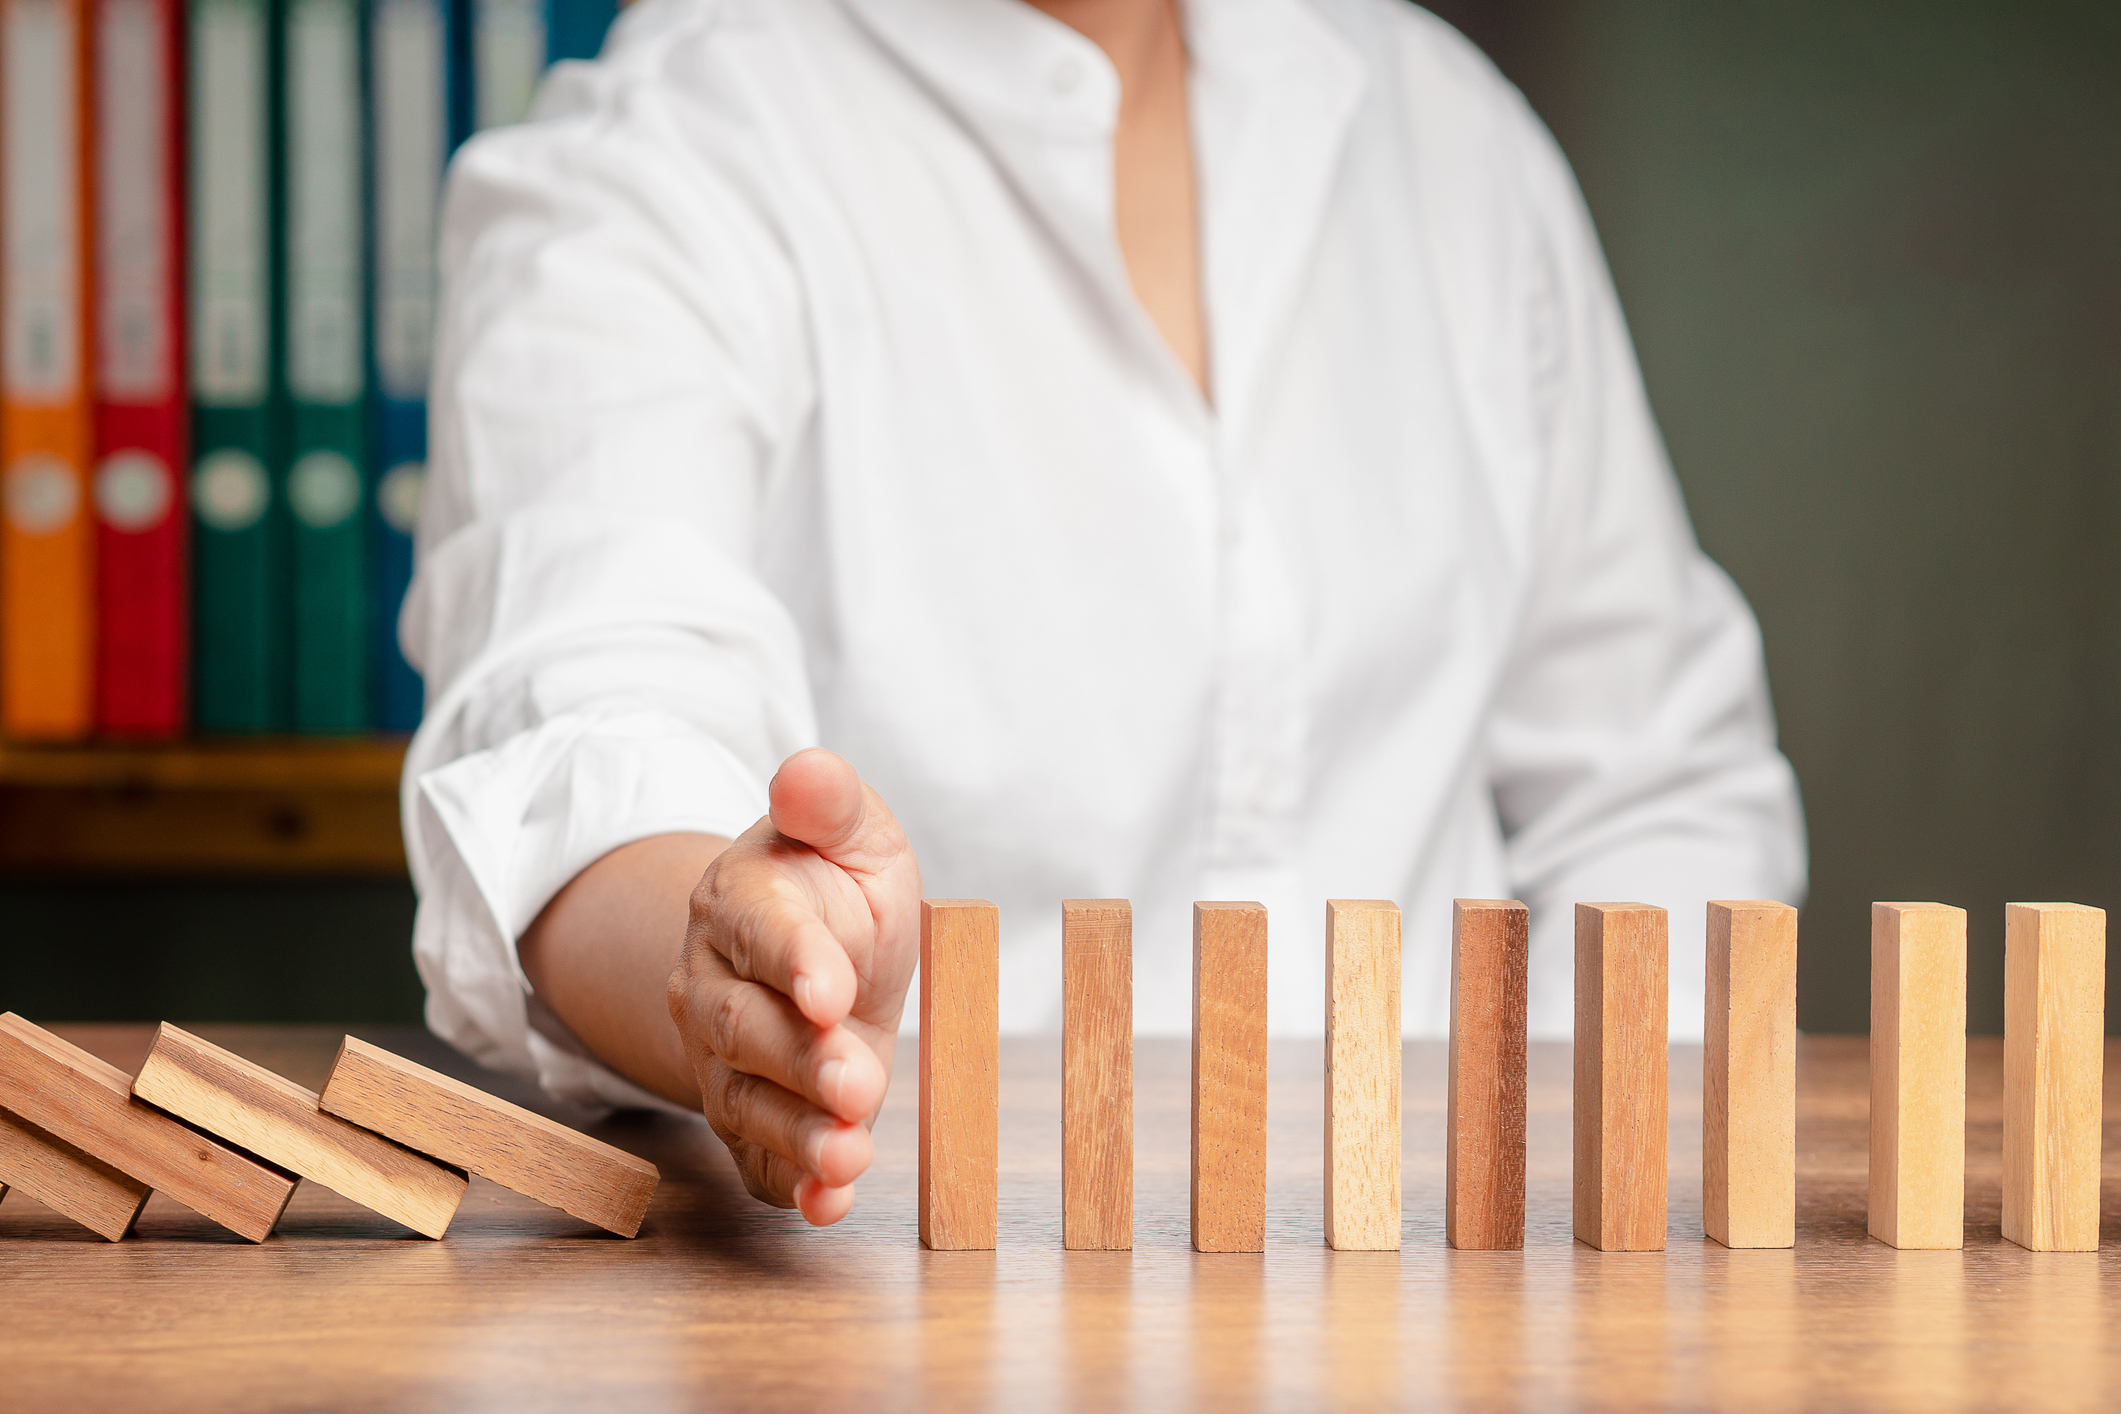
190, 0, 287, 732
284, 0, 370, 732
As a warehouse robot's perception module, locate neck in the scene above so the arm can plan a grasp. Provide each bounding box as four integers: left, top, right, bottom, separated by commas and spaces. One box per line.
1024, 0, 1181, 104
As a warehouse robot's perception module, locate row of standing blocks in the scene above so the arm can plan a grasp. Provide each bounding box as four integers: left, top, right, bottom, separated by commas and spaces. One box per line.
919, 898, 2108, 1255
0, 1015, 659, 1242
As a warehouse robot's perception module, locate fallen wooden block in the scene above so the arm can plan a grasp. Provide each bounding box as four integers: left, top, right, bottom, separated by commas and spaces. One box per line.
1326, 899, 1401, 1251
1574, 903, 1668, 1252
919, 899, 1000, 1250
1193, 901, 1268, 1253
134, 1024, 468, 1239
2002, 901, 2104, 1252
1063, 898, 1132, 1251
0, 1105, 151, 1241
1447, 898, 1529, 1250
318, 1036, 657, 1238
1704, 900, 1798, 1249
0, 1013, 296, 1241
1869, 902, 1966, 1250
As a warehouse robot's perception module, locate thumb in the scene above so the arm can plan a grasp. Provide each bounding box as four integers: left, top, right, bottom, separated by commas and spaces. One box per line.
769, 749, 899, 872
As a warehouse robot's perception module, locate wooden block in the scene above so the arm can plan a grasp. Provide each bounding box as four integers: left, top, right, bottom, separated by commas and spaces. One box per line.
0, 1013, 296, 1241
1704, 900, 1798, 1249
1325, 899, 1401, 1250
1573, 903, 1668, 1252
133, 1023, 469, 1239
1062, 899, 1132, 1251
0, 1105, 151, 1241
1446, 898, 1528, 1250
1192, 900, 1268, 1253
319, 1036, 657, 1237
1869, 902, 1967, 1250
2001, 901, 2104, 1252
919, 899, 999, 1250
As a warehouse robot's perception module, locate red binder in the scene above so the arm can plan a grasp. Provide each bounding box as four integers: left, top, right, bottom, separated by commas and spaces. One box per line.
91, 0, 188, 737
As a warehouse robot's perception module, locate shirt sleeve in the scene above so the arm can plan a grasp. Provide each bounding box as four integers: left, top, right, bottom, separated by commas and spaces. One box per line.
399, 48, 818, 1110
1487, 114, 1809, 1042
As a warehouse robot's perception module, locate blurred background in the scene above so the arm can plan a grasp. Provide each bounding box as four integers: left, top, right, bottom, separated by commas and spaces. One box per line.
5, 0, 2118, 1034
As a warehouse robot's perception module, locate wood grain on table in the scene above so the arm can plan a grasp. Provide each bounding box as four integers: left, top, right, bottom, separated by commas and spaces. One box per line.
3, 1026, 2120, 1413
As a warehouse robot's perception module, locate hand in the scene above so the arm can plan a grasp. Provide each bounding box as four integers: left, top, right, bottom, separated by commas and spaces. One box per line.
667, 749, 923, 1225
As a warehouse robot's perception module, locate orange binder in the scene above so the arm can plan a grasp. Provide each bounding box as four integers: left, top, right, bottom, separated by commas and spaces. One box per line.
2, 0, 97, 740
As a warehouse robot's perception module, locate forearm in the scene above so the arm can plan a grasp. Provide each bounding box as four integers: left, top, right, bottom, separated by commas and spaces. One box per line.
517, 831, 731, 1109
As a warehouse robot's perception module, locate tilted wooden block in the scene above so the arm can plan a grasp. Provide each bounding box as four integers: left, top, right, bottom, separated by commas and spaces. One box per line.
1704, 900, 1797, 1249
2002, 902, 2104, 1252
0, 1105, 151, 1241
1573, 903, 1668, 1252
919, 899, 999, 1250
319, 1036, 657, 1238
1326, 899, 1401, 1251
1869, 902, 1966, 1250
134, 1024, 469, 1239
1063, 899, 1132, 1251
1447, 898, 1528, 1251
0, 1013, 296, 1241
1192, 901, 1268, 1253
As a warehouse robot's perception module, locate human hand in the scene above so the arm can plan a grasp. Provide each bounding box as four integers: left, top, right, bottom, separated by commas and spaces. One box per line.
667, 749, 922, 1225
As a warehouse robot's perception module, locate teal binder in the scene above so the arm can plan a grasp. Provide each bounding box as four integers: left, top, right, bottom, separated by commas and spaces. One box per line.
189, 0, 287, 732
283, 0, 371, 732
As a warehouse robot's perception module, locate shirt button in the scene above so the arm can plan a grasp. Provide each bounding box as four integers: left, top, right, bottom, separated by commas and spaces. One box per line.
1051, 57, 1085, 95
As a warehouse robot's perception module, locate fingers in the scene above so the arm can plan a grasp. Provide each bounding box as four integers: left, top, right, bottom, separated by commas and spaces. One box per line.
682, 963, 887, 1123
695, 860, 860, 1028
717, 1143, 856, 1227
701, 1054, 873, 1191
768, 749, 911, 879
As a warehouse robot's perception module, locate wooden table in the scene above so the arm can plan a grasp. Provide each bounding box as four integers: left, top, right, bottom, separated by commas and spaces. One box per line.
2, 1028, 2116, 1411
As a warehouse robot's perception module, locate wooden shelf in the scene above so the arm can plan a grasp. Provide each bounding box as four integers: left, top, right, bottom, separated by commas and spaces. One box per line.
0, 739, 410, 878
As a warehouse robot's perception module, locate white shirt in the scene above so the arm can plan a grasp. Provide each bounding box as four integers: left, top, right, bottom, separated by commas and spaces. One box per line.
403, 0, 1807, 1111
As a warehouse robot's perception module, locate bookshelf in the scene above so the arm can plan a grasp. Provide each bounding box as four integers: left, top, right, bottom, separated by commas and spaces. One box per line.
0, 740, 409, 877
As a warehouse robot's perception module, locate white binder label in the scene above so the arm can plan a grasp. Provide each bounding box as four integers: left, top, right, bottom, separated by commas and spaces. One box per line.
190, 0, 269, 405
3, 0, 83, 402
98, 0, 173, 400
474, 0, 544, 130
287, 0, 364, 404
374, 0, 445, 401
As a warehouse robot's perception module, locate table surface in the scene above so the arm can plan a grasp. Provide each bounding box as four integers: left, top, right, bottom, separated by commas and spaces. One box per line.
2, 1027, 2117, 1412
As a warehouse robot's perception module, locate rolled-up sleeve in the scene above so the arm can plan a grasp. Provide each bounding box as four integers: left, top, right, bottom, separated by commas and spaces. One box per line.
399, 48, 817, 1109
1488, 117, 1809, 1041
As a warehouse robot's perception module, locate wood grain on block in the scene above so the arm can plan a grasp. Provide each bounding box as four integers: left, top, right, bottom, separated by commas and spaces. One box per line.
1447, 899, 1528, 1250
919, 899, 999, 1250
1325, 899, 1401, 1251
319, 1036, 657, 1238
1192, 901, 1268, 1253
0, 1105, 151, 1241
2001, 902, 2104, 1252
0, 1013, 295, 1241
1869, 902, 1967, 1250
1063, 899, 1132, 1251
1573, 904, 1668, 1252
1704, 901, 1798, 1249
133, 1023, 469, 1239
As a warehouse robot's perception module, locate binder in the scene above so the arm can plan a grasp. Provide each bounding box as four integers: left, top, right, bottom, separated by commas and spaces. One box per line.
284, 0, 369, 732
189, 0, 284, 731
543, 0, 612, 65
370, 0, 449, 731
93, 0, 189, 738
1, 0, 96, 740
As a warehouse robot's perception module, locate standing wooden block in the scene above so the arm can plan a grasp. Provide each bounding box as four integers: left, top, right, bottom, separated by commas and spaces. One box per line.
1573, 903, 1668, 1252
1703, 900, 1798, 1249
1325, 899, 1401, 1250
1192, 901, 1268, 1253
1446, 898, 1529, 1250
2001, 902, 2104, 1252
1062, 899, 1132, 1251
0, 1106, 151, 1241
0, 1013, 296, 1241
319, 1036, 658, 1237
1869, 902, 1967, 1250
134, 1023, 469, 1239
919, 899, 999, 1250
